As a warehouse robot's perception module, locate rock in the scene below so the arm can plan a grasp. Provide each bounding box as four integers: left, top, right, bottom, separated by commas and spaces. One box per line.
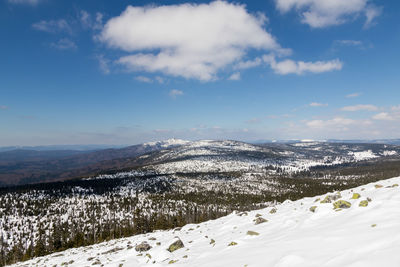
367, 197, 372, 202
102, 247, 123, 255
92, 259, 101, 265
371, 224, 377, 227
321, 192, 341, 203
246, 230, 259, 236
351, 193, 361, 199
135, 242, 152, 252
309, 206, 317, 213
156, 242, 161, 246
228, 241, 238, 246
183, 255, 188, 258
168, 260, 178, 264
269, 208, 277, 214
167, 239, 184, 252
237, 211, 248, 216
210, 239, 215, 244
333, 200, 351, 209
359, 200, 368, 207
148, 237, 156, 241
254, 217, 268, 225
375, 184, 383, 188
255, 213, 262, 217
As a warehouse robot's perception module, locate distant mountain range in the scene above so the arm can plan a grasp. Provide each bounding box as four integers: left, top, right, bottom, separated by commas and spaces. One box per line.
1, 139, 399, 187
252, 139, 400, 145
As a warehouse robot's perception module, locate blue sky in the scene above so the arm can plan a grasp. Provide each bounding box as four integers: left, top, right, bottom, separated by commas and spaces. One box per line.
1, 0, 400, 146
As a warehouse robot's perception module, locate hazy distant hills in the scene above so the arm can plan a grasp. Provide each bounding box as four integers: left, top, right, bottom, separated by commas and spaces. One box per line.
0, 140, 187, 186
0, 144, 126, 153
0, 139, 399, 186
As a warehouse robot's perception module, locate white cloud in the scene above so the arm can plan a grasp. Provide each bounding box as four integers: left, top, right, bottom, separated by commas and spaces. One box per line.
263, 54, 342, 75
135, 76, 153, 83
228, 72, 241, 81
169, 89, 183, 98
340, 104, 378, 111
8, 0, 41, 5
275, 0, 382, 28
372, 107, 400, 121
309, 102, 328, 107
372, 112, 394, 121
50, 38, 77, 50
346, 92, 362, 98
391, 106, 400, 112
100, 1, 286, 81
32, 19, 71, 34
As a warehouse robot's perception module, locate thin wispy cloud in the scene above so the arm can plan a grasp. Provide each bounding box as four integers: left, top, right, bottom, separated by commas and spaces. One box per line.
80, 10, 103, 31
306, 117, 357, 129
96, 54, 110, 74
245, 118, 261, 124
32, 19, 72, 34
309, 102, 328, 107
50, 38, 77, 50
134, 76, 153, 83
341, 104, 378, 111
275, 0, 382, 28
8, 0, 41, 5
0, 105, 8, 110
228, 72, 241, 81
346, 92, 362, 98
336, 40, 363, 46
263, 55, 342, 75
169, 89, 183, 99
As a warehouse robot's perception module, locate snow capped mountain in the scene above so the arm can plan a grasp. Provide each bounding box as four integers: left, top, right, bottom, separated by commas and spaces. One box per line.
10, 176, 400, 267
143, 139, 190, 148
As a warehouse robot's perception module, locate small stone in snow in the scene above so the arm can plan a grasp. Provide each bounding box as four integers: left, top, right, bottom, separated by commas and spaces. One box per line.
247, 230, 259, 236
135, 242, 152, 252
167, 239, 184, 252
254, 217, 268, 225
309, 206, 317, 213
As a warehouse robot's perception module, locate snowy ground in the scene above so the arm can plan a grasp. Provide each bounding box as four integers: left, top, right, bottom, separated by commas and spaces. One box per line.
10, 177, 400, 267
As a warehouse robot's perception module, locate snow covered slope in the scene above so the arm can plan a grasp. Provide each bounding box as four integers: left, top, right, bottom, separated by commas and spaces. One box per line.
138, 140, 400, 174
11, 177, 400, 267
